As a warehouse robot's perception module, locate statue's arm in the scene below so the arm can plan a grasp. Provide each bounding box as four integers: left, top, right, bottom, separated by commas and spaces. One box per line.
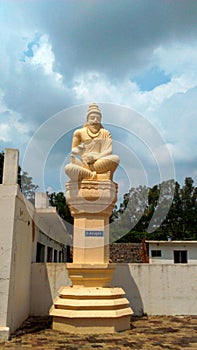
72, 130, 81, 149
70, 130, 84, 156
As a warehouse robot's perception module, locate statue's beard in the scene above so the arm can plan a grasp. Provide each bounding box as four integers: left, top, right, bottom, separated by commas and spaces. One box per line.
88, 123, 101, 133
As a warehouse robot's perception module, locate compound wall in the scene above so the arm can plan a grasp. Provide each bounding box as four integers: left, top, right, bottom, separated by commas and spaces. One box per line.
30, 262, 197, 317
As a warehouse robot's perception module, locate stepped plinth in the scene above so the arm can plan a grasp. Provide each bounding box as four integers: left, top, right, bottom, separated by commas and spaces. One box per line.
50, 286, 132, 333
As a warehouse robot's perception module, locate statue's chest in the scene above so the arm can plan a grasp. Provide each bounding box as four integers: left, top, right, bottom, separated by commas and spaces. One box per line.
83, 138, 102, 151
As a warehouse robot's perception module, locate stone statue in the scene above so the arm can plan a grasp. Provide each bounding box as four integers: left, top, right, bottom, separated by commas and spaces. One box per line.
65, 103, 120, 181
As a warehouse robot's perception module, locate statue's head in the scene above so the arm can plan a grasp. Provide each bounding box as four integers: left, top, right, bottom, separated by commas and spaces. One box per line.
86, 103, 102, 125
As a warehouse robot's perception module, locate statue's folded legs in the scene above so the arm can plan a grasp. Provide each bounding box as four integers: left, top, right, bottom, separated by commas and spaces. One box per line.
65, 154, 119, 181
89, 155, 120, 174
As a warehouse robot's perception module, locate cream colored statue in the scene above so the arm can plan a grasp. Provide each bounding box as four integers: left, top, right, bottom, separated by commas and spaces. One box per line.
65, 103, 119, 181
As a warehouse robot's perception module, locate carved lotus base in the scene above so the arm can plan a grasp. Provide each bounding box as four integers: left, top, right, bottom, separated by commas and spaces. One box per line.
66, 180, 118, 216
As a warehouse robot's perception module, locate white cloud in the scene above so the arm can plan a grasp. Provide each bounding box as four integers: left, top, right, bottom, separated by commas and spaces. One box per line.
0, 124, 10, 142
153, 43, 197, 76
0, 110, 31, 146
24, 34, 62, 82
71, 63, 197, 117
72, 72, 139, 104
167, 143, 195, 163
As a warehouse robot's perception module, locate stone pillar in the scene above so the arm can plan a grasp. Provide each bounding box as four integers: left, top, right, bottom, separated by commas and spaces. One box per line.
66, 180, 117, 265
50, 180, 133, 333
2, 148, 19, 185
65, 180, 118, 287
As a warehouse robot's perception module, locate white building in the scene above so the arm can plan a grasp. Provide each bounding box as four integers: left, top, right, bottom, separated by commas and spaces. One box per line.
146, 240, 197, 264
33, 192, 72, 263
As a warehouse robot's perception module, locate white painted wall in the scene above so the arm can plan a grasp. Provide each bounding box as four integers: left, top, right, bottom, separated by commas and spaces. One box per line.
0, 185, 18, 332
30, 263, 197, 317
148, 242, 197, 264
7, 190, 33, 333
0, 185, 33, 337
30, 263, 71, 316
111, 264, 197, 315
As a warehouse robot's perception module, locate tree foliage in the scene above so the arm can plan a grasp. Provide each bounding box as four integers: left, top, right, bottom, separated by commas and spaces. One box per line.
0, 152, 4, 184
48, 191, 73, 225
20, 171, 38, 203
112, 177, 197, 242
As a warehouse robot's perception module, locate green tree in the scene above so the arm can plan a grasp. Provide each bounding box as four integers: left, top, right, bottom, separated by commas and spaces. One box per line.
48, 191, 73, 225
20, 171, 38, 203
110, 185, 148, 242
112, 178, 197, 243
181, 177, 197, 239
162, 181, 183, 239
147, 180, 175, 235
110, 204, 119, 223
0, 152, 4, 184
159, 177, 197, 240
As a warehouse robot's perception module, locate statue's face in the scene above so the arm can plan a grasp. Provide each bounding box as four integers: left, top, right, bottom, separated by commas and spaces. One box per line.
87, 113, 101, 125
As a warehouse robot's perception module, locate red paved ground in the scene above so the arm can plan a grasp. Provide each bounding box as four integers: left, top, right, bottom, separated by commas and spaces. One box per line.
0, 316, 196, 349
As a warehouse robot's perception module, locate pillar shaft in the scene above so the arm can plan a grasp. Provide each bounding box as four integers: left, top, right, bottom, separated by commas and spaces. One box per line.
66, 180, 118, 264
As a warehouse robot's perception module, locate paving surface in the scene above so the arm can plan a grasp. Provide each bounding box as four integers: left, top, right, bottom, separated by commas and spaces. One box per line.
0, 316, 196, 349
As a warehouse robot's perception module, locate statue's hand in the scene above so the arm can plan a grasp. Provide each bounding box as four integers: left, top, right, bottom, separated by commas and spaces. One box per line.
86, 153, 99, 164
72, 144, 84, 155
82, 153, 97, 165
82, 155, 93, 165
87, 155, 95, 164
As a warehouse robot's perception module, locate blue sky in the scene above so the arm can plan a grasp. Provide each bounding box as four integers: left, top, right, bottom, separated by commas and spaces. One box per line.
133, 67, 171, 91
0, 0, 197, 198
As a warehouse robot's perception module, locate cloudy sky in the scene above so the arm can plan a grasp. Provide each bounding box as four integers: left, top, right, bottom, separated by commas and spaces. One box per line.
0, 0, 197, 198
